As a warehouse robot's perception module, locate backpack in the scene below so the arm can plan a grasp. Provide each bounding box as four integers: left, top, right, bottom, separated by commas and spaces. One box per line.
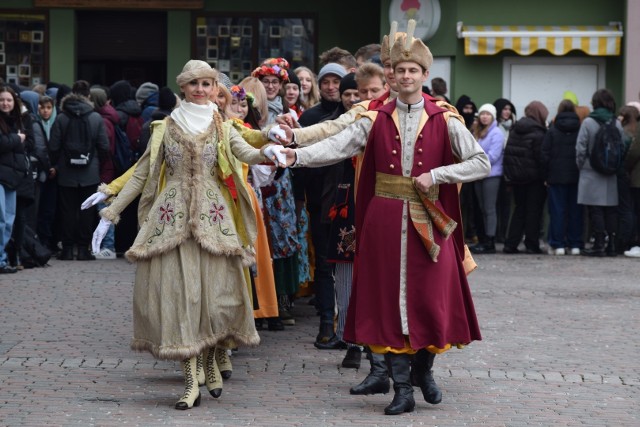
112, 124, 135, 175
588, 118, 623, 175
61, 111, 93, 167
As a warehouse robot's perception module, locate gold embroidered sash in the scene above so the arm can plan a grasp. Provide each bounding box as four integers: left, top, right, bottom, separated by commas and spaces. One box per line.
374, 172, 457, 262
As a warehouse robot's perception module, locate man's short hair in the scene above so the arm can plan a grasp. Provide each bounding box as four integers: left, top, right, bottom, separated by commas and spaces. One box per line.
355, 62, 385, 85
355, 43, 382, 62
431, 78, 447, 96
319, 46, 357, 70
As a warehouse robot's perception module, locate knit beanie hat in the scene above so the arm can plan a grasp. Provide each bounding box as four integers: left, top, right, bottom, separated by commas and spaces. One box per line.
90, 87, 108, 109
286, 71, 301, 89
136, 82, 159, 104
477, 103, 497, 120
158, 87, 177, 111
110, 80, 133, 107
317, 63, 348, 83
339, 73, 357, 95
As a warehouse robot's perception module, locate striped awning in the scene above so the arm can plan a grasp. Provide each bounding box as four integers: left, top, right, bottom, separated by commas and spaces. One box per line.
456, 22, 623, 56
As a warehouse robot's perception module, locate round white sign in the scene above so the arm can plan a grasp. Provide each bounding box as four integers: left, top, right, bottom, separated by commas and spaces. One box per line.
389, 0, 441, 40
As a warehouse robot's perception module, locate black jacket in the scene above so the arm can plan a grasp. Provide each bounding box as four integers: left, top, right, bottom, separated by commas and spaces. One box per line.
49, 94, 109, 188
503, 117, 547, 184
541, 112, 580, 185
0, 115, 29, 191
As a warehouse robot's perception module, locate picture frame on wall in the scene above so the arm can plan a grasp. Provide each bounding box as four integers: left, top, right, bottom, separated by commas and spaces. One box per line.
231, 26, 240, 37
291, 25, 304, 37
18, 64, 31, 78
230, 72, 243, 83
208, 60, 218, 70
269, 26, 281, 38
32, 77, 41, 85
6, 64, 17, 75
207, 48, 218, 60
197, 25, 207, 37
31, 43, 43, 54
6, 75, 18, 84
207, 37, 218, 48
0, 53, 4, 65
242, 26, 252, 38
31, 31, 43, 43
19, 31, 31, 42
218, 59, 230, 72
218, 25, 230, 37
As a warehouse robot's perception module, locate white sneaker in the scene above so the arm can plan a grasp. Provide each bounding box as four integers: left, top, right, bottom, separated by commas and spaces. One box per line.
547, 247, 565, 255
93, 248, 116, 259
624, 246, 640, 257
570, 248, 581, 256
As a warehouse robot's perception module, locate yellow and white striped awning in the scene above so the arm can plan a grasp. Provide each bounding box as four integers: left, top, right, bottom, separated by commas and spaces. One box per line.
456, 22, 623, 56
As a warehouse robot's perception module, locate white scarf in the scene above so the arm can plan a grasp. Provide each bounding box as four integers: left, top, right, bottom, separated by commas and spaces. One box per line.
170, 101, 217, 135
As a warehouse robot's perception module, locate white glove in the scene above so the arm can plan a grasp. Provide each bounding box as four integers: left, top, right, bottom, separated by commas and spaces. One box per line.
92, 218, 112, 254
267, 126, 287, 143
263, 145, 287, 167
81, 191, 108, 210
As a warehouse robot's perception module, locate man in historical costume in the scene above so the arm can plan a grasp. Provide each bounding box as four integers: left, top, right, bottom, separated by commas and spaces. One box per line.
279, 25, 490, 415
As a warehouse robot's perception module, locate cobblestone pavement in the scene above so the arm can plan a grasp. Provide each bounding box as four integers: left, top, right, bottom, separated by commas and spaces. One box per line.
1, 251, 638, 426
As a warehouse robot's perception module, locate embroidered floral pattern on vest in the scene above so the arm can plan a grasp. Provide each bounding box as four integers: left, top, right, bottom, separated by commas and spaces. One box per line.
148, 188, 184, 244
164, 142, 183, 176
201, 189, 235, 236
202, 142, 217, 176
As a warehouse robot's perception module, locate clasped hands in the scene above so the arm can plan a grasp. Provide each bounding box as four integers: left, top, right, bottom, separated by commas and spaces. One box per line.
265, 122, 297, 168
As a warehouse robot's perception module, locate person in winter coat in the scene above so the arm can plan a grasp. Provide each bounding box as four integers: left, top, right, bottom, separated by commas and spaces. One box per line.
623, 113, 640, 257
48, 80, 109, 261
19, 90, 50, 231
493, 97, 517, 243
0, 86, 30, 273
502, 101, 549, 254
541, 100, 583, 255
109, 80, 144, 253
577, 89, 624, 256
88, 87, 120, 260
470, 103, 504, 254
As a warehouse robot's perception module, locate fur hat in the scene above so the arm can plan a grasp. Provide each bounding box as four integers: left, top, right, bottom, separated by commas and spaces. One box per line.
390, 20, 433, 71
478, 103, 497, 120
136, 82, 159, 104
176, 60, 218, 87
380, 21, 405, 65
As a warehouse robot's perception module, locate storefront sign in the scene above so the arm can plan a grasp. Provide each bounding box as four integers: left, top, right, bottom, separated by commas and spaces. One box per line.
34, 0, 203, 9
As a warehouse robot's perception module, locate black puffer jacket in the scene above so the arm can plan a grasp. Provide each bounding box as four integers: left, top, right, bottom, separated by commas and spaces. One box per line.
541, 112, 580, 184
503, 117, 547, 184
0, 115, 29, 191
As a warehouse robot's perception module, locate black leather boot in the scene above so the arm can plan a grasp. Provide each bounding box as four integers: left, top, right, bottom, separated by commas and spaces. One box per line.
383, 353, 415, 415
350, 351, 390, 395
76, 246, 95, 261
581, 233, 605, 257
412, 349, 442, 404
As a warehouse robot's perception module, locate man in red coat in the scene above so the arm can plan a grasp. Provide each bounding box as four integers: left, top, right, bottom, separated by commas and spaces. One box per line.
281, 27, 490, 415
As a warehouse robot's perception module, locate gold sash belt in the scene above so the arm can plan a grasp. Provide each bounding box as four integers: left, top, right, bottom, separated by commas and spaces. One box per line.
374, 172, 457, 262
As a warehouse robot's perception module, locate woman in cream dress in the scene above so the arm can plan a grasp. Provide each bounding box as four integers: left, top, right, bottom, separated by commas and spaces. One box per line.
96, 60, 276, 410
